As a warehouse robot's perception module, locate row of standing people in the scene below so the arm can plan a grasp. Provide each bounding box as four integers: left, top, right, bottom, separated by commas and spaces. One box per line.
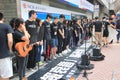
9, 10, 92, 80
1, 10, 119, 80
0, 10, 95, 80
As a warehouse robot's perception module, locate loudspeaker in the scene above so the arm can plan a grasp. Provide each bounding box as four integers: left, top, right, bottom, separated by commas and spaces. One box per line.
80, 54, 90, 66
93, 48, 101, 56
90, 48, 105, 61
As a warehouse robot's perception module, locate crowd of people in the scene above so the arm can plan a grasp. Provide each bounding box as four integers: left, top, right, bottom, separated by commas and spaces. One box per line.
0, 10, 120, 80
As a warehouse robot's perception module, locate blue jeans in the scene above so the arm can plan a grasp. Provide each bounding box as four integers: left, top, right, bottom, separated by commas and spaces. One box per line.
36, 45, 42, 62
116, 29, 120, 41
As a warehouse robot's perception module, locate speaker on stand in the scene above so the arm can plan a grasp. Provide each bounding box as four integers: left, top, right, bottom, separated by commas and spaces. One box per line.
76, 24, 94, 80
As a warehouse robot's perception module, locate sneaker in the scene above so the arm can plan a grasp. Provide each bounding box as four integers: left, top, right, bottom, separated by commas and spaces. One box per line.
55, 54, 60, 57
67, 48, 71, 52
53, 56, 57, 59
59, 53, 63, 56
39, 61, 44, 66
102, 43, 105, 47
29, 68, 36, 72
62, 50, 68, 54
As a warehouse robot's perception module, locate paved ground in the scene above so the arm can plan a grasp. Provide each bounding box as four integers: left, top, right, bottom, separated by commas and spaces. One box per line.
77, 43, 120, 80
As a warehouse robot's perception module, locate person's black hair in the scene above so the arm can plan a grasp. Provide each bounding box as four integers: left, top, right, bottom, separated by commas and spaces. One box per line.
29, 10, 36, 17
46, 14, 52, 19
59, 14, 65, 19
9, 18, 17, 29
36, 18, 41, 26
102, 17, 106, 20
54, 17, 58, 20
109, 17, 113, 20
68, 20, 72, 26
95, 16, 99, 20
75, 18, 80, 23
63, 19, 68, 25
0, 12, 4, 20
15, 18, 24, 29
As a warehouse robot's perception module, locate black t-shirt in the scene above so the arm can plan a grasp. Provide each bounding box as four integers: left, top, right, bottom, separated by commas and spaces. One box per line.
51, 23, 58, 39
0, 23, 13, 59
73, 24, 80, 35
37, 25, 44, 41
103, 21, 110, 31
63, 25, 69, 38
13, 30, 24, 43
116, 20, 120, 29
25, 20, 38, 44
93, 21, 103, 32
43, 21, 51, 40
58, 22, 64, 38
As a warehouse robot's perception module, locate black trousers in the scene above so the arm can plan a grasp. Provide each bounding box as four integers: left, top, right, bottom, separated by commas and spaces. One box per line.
57, 36, 63, 53
17, 56, 28, 80
27, 45, 38, 69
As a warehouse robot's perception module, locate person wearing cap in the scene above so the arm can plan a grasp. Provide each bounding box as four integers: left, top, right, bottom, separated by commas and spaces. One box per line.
57, 14, 65, 56
42, 14, 52, 61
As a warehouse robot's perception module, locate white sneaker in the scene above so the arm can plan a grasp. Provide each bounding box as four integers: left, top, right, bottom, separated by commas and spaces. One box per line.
59, 53, 63, 56
29, 68, 36, 72
53, 56, 57, 59
55, 54, 60, 57
67, 48, 71, 52
62, 50, 68, 54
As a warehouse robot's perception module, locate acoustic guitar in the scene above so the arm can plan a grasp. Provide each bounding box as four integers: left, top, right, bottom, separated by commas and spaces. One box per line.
15, 40, 37, 57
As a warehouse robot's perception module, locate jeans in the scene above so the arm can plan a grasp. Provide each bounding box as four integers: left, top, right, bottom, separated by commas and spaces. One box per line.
116, 29, 120, 41
36, 45, 42, 62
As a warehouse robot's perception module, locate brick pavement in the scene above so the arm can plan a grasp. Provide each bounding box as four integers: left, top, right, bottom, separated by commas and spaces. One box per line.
77, 43, 120, 80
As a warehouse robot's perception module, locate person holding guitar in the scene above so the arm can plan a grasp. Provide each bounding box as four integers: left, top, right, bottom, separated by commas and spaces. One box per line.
13, 18, 30, 80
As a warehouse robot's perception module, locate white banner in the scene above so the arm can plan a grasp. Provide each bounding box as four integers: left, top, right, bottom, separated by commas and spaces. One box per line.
20, 1, 85, 21
21, 1, 71, 20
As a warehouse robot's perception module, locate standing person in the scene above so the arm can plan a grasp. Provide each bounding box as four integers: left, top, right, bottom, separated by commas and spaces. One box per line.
50, 17, 58, 59
0, 12, 13, 80
42, 14, 52, 61
73, 19, 81, 47
25, 10, 39, 70
57, 14, 65, 56
93, 17, 103, 47
13, 18, 30, 80
116, 19, 120, 43
36, 18, 44, 64
102, 17, 110, 47
109, 18, 116, 43
62, 20, 69, 54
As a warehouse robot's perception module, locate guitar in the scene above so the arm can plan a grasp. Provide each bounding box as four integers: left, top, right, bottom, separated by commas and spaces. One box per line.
15, 40, 37, 57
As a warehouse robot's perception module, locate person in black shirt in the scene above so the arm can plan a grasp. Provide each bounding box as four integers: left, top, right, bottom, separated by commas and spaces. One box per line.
36, 18, 44, 63
50, 17, 58, 59
73, 19, 81, 46
102, 17, 110, 46
109, 18, 116, 43
57, 14, 65, 56
25, 10, 40, 69
0, 12, 13, 80
43, 14, 52, 61
62, 19, 71, 53
116, 19, 120, 43
93, 17, 103, 47
13, 18, 30, 80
